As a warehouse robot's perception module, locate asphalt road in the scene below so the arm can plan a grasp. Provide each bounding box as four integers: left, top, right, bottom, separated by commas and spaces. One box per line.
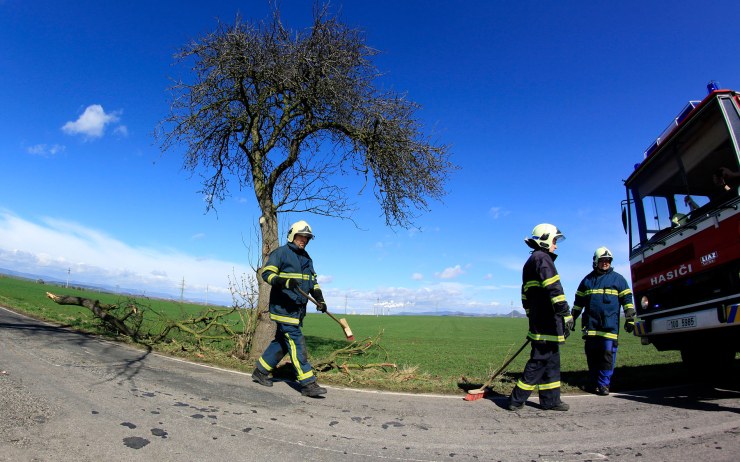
1, 306, 739, 462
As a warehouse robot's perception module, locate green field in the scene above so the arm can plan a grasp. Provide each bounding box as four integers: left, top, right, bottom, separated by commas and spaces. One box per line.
0, 274, 714, 395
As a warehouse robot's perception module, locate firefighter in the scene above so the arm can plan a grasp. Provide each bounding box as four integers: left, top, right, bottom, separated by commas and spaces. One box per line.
252, 220, 329, 398
571, 247, 635, 395
508, 223, 573, 412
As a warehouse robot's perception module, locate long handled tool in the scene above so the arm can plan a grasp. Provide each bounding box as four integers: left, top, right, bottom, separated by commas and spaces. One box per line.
295, 286, 355, 341
463, 338, 530, 401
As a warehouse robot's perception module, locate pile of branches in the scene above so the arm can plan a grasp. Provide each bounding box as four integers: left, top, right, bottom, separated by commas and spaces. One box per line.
44, 292, 255, 356
44, 291, 400, 383
313, 331, 397, 380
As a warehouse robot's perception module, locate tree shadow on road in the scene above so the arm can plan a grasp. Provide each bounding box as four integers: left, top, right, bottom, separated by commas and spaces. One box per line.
0, 317, 153, 385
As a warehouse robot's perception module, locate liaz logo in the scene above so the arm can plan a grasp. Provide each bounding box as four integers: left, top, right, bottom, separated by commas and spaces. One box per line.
700, 251, 718, 266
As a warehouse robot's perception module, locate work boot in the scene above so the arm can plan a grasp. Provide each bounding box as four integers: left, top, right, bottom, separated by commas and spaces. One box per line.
507, 400, 524, 411
543, 401, 569, 411
251, 368, 272, 387
300, 381, 327, 397
596, 385, 610, 396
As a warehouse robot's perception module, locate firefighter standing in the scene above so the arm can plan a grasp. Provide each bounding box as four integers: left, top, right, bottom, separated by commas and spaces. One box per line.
251, 220, 329, 398
571, 247, 635, 395
508, 223, 574, 412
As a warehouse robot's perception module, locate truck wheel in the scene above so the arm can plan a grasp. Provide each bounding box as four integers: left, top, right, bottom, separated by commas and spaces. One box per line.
680, 348, 736, 377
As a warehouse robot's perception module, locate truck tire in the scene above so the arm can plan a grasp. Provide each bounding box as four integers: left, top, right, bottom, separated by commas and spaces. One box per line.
680, 347, 736, 378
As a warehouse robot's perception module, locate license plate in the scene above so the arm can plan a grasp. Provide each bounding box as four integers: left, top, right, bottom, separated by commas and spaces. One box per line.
666, 315, 696, 330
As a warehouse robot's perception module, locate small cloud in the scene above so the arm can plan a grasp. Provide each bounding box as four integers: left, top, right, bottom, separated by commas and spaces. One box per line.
411, 272, 423, 281
191, 233, 206, 240
318, 274, 333, 284
484, 273, 493, 280
62, 104, 121, 139
435, 264, 464, 279
489, 207, 510, 220
26, 144, 66, 157
114, 125, 129, 137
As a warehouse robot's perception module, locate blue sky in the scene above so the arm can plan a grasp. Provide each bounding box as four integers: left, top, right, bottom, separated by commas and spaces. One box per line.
2, 0, 739, 314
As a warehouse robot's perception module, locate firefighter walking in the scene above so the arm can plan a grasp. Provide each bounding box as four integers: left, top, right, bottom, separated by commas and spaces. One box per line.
571, 247, 635, 395
251, 220, 329, 398
508, 223, 573, 412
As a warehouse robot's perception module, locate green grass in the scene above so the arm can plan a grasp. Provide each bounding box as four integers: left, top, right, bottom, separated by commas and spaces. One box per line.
0, 274, 724, 395
301, 312, 689, 393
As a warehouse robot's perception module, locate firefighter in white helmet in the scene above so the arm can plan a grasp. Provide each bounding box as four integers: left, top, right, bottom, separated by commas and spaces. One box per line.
252, 220, 329, 397
508, 223, 573, 412
571, 246, 635, 395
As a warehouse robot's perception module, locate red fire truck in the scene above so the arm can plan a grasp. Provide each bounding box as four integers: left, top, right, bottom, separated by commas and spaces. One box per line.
622, 82, 740, 370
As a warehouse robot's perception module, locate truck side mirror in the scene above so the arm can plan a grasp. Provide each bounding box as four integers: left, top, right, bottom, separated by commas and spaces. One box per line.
621, 206, 628, 234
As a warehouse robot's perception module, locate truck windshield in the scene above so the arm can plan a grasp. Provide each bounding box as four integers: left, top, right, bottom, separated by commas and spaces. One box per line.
626, 95, 740, 251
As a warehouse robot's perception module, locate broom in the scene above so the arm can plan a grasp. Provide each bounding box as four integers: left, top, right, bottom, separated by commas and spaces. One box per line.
295, 286, 355, 341
463, 339, 530, 401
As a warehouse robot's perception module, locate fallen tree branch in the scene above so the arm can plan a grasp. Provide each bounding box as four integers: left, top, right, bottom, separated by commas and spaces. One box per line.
46, 292, 137, 338
313, 331, 396, 377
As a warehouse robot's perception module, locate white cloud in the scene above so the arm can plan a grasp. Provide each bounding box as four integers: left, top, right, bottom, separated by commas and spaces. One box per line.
113, 125, 129, 137
0, 211, 524, 315
411, 272, 423, 281
489, 206, 509, 219
62, 104, 122, 139
321, 280, 516, 315
26, 144, 66, 157
435, 264, 464, 279
0, 210, 250, 304
317, 274, 333, 284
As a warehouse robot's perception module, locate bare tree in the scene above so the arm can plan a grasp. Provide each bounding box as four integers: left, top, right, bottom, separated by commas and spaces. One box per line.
157, 4, 454, 358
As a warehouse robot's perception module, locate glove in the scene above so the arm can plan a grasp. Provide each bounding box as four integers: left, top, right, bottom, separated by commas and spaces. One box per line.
570, 309, 580, 328
563, 315, 574, 339
313, 289, 327, 313
623, 308, 636, 333
272, 277, 293, 289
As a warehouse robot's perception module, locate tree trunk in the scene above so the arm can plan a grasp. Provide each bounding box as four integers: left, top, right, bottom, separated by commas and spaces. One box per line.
248, 212, 280, 361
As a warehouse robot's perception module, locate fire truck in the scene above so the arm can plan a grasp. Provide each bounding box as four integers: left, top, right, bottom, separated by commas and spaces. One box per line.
622, 82, 740, 370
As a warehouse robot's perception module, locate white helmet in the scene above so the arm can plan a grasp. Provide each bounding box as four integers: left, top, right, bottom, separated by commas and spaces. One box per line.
525, 223, 564, 251
287, 220, 314, 242
593, 246, 613, 269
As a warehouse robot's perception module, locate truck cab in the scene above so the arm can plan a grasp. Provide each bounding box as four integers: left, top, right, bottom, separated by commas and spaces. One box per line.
622, 84, 740, 370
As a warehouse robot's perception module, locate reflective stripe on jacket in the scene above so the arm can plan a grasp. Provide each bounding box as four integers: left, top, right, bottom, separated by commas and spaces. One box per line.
521, 249, 571, 343
572, 267, 634, 339
261, 242, 321, 325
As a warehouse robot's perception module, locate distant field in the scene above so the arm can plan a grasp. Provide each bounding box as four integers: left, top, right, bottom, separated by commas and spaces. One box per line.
0, 274, 711, 395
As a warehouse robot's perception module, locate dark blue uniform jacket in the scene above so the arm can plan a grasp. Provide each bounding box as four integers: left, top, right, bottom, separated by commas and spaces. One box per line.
261, 242, 321, 325
572, 267, 634, 340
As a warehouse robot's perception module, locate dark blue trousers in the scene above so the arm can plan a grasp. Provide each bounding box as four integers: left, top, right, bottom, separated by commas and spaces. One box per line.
585, 337, 617, 388
256, 322, 316, 386
510, 342, 562, 408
